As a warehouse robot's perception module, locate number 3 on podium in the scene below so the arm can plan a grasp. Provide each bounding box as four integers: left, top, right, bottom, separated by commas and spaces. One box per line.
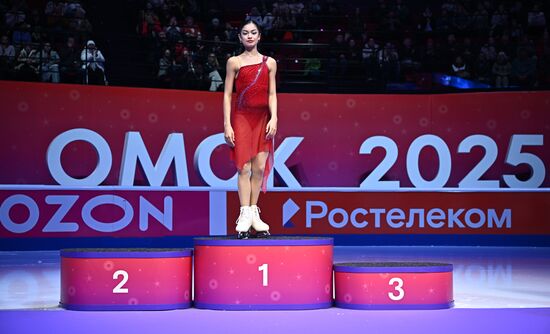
388, 277, 404, 301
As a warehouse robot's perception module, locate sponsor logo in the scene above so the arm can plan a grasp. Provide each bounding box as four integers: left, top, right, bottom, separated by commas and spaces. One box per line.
282, 198, 299, 228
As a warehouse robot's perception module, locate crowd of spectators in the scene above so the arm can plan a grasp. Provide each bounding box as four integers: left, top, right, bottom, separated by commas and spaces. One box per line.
1, 0, 549, 91
138, 0, 550, 91
0, 0, 107, 85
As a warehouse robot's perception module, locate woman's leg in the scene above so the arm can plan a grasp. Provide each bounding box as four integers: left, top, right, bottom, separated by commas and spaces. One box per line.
250, 151, 269, 205
237, 161, 252, 206
249, 151, 270, 236
236, 161, 253, 238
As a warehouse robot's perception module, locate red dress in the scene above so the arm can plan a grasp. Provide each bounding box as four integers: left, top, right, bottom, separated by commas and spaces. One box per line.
230, 55, 274, 192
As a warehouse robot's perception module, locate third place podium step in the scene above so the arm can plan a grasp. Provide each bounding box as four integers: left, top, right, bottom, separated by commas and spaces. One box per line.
193, 237, 333, 310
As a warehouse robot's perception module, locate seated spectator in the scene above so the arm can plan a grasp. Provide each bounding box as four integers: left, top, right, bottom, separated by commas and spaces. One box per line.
399, 37, 420, 79
5, 9, 26, 29
224, 22, 238, 41
492, 51, 511, 88
65, 1, 86, 18
81, 40, 107, 85
382, 11, 401, 32
451, 55, 470, 78
329, 33, 348, 75
419, 6, 433, 32
527, 3, 546, 34
157, 48, 174, 87
262, 11, 275, 36
59, 36, 81, 83
245, 7, 263, 27
490, 4, 509, 33
476, 51, 493, 83
12, 22, 32, 45
0, 35, 16, 79
471, 3, 489, 31
419, 37, 438, 72
205, 17, 225, 40
182, 16, 201, 39
380, 42, 400, 82
512, 48, 537, 87
164, 16, 182, 43
273, 0, 290, 16
479, 37, 497, 62
452, 4, 471, 31
347, 38, 361, 61
362, 37, 381, 79
37, 42, 60, 83
204, 53, 222, 91
289, 0, 304, 15
15, 43, 39, 81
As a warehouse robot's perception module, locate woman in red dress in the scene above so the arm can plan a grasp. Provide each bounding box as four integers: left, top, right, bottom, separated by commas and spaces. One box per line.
223, 20, 278, 239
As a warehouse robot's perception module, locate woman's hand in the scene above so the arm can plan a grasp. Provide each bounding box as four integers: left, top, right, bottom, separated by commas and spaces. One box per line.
266, 118, 277, 140
224, 125, 235, 147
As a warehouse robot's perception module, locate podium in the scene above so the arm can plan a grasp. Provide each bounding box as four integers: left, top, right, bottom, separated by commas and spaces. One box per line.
193, 237, 334, 310
334, 262, 454, 309
60, 248, 192, 310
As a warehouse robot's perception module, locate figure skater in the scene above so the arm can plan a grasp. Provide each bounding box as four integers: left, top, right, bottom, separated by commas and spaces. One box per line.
223, 20, 278, 239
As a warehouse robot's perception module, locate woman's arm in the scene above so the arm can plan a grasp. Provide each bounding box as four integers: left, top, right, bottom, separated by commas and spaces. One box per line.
223, 56, 237, 146
266, 57, 278, 139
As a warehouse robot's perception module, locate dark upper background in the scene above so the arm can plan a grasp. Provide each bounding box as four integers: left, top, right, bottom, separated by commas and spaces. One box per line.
0, 0, 549, 93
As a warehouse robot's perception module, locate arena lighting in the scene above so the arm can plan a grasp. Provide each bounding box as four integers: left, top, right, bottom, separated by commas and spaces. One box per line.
433, 73, 491, 89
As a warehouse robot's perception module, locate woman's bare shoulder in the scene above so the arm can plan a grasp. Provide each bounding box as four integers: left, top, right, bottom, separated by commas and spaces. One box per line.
227, 56, 240, 69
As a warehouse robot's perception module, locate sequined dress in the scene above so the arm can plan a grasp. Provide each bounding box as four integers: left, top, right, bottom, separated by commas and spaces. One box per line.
230, 55, 274, 192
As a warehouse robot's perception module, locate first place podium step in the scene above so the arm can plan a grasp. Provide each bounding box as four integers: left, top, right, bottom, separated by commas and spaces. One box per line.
193, 236, 334, 310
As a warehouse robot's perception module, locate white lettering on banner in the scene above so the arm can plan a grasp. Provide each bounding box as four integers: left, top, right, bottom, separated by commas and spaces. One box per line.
350, 208, 368, 228
47, 128, 112, 186
303, 201, 512, 230
386, 208, 405, 228
407, 135, 452, 188
306, 201, 327, 228
503, 135, 546, 188
139, 196, 173, 231
488, 209, 512, 228
458, 135, 499, 188
357, 134, 545, 190
268, 137, 304, 188
194, 133, 237, 187
426, 208, 446, 228
406, 209, 424, 228
359, 136, 400, 189
447, 209, 466, 228
82, 195, 134, 232
42, 195, 79, 232
0, 194, 173, 233
120, 132, 189, 186
328, 208, 348, 228
0, 195, 39, 233
48, 129, 304, 189
464, 208, 485, 228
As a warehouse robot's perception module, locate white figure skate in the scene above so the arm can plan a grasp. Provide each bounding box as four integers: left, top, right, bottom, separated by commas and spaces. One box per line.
235, 206, 253, 239
250, 205, 270, 238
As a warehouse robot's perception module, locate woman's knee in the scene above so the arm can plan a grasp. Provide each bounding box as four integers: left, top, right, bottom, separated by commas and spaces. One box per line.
239, 163, 252, 176
251, 164, 265, 177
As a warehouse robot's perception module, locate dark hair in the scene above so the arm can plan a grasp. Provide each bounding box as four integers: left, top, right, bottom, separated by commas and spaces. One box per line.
239, 20, 262, 35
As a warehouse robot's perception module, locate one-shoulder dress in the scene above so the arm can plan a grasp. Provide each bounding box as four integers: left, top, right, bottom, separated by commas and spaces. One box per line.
230, 55, 274, 192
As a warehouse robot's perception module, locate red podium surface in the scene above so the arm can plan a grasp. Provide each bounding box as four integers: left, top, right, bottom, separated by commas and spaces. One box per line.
334, 262, 453, 310
60, 249, 192, 310
194, 237, 333, 310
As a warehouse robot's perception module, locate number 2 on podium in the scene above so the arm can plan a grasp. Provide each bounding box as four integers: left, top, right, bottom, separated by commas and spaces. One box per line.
113, 270, 129, 294
258, 264, 268, 286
